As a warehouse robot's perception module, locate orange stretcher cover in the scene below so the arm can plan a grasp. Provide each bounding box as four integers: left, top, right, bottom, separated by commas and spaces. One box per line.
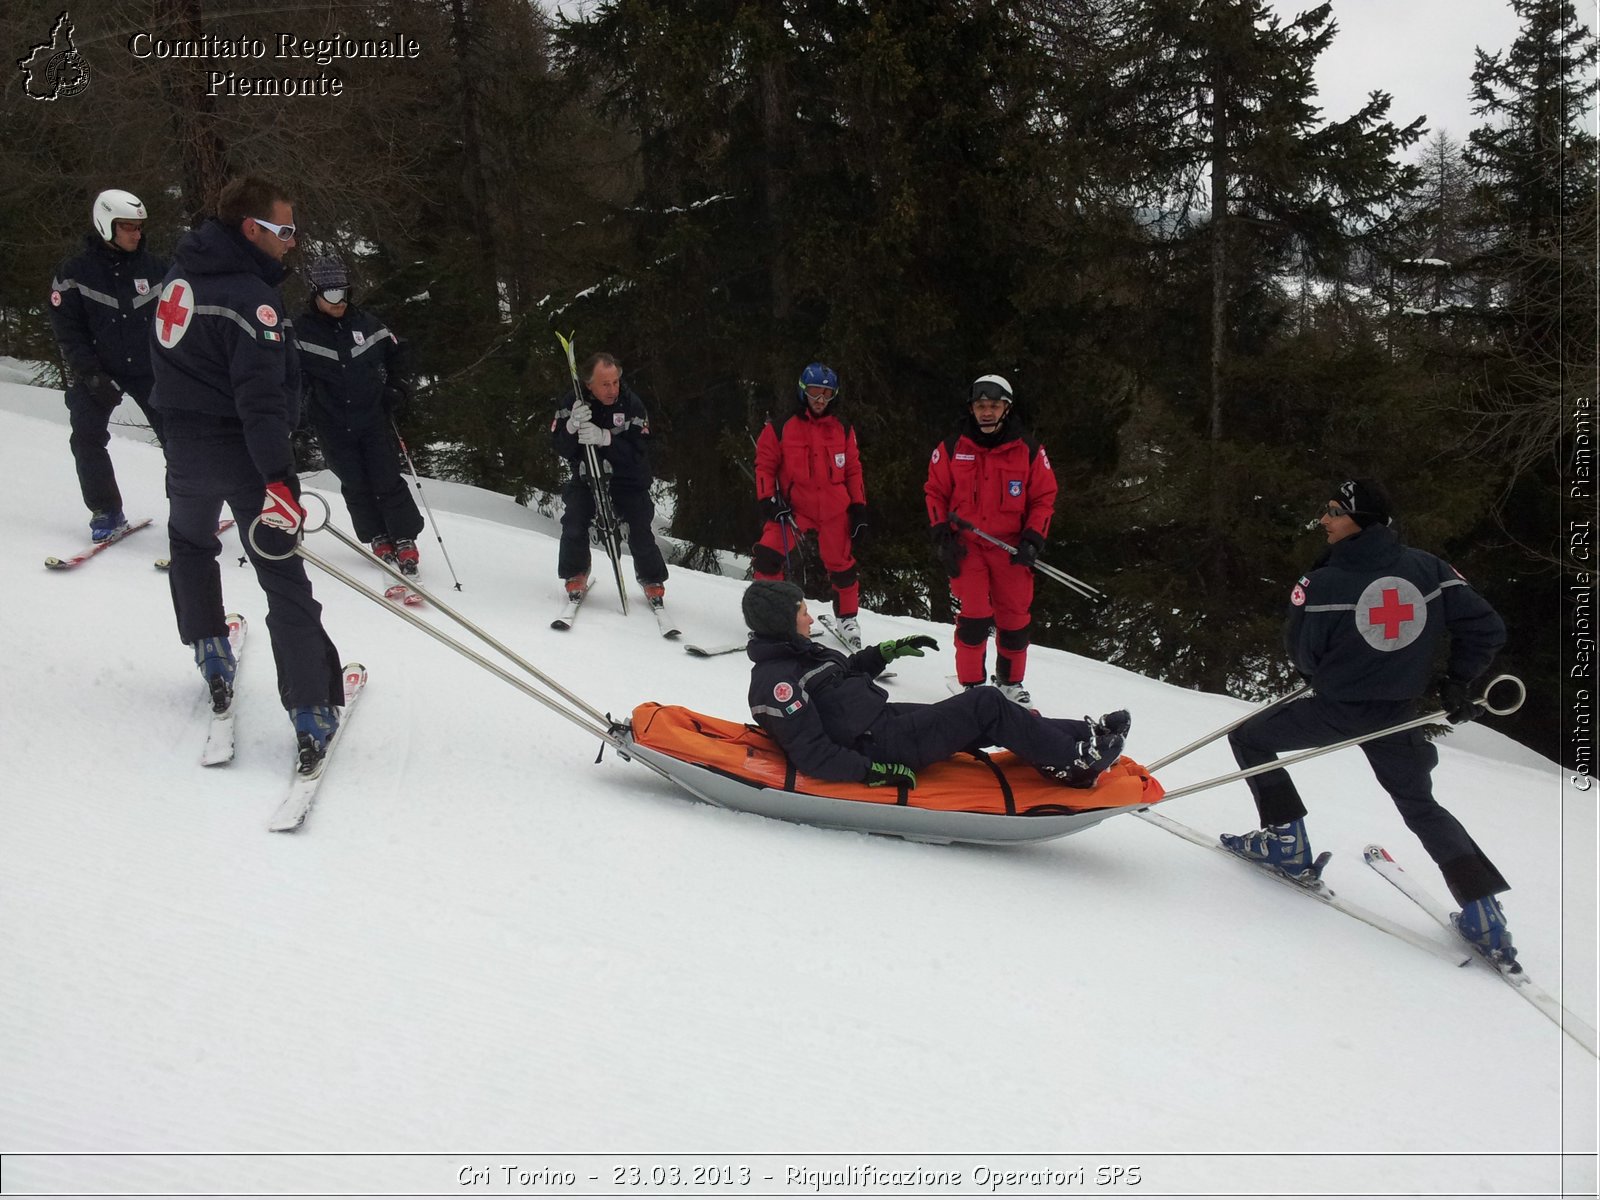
630, 703, 1164, 815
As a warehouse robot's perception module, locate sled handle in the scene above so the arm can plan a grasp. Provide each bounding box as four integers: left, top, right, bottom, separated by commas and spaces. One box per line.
244, 491, 331, 561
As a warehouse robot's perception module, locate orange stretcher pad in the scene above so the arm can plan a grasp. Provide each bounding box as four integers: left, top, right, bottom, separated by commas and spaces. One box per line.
630, 703, 1164, 816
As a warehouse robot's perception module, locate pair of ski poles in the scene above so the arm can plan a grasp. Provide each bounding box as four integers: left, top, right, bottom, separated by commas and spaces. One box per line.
946, 515, 1105, 604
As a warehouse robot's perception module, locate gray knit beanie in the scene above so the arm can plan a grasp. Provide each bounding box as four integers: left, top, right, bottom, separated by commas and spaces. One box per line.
742, 580, 805, 638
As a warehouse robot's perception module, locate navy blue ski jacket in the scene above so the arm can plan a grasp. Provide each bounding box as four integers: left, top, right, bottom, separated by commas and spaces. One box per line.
1285, 524, 1505, 701
148, 220, 300, 484
550, 384, 656, 490
293, 304, 405, 432
747, 634, 893, 782
49, 232, 167, 385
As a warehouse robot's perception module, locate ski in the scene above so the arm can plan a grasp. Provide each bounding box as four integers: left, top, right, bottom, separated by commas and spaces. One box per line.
384, 583, 426, 608
551, 586, 588, 631
685, 640, 747, 658
200, 613, 247, 767
45, 518, 153, 569
1363, 844, 1598, 1054
267, 663, 366, 833
156, 518, 236, 570
1134, 810, 1468, 964
648, 598, 681, 639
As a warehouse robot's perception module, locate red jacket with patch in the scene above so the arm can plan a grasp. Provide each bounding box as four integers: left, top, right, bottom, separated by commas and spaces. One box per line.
755, 405, 866, 522
924, 414, 1057, 544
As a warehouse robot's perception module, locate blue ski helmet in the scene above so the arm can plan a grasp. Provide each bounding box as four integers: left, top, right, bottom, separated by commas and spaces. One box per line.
797, 362, 839, 406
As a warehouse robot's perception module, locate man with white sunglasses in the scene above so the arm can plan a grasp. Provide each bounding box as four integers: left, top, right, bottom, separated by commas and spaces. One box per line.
149, 175, 345, 775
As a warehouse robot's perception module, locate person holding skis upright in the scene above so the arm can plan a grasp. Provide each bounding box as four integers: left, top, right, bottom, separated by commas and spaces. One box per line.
550, 351, 668, 607
293, 255, 424, 576
924, 374, 1058, 707
149, 174, 345, 773
48, 188, 168, 542
751, 362, 869, 649
1221, 479, 1516, 965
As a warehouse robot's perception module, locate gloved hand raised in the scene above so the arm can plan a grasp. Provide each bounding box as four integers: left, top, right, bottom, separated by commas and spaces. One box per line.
1437, 676, 1481, 724
878, 634, 939, 663
259, 476, 304, 535
564, 399, 592, 434
863, 760, 917, 790
931, 523, 965, 577
577, 423, 612, 447
1011, 528, 1045, 568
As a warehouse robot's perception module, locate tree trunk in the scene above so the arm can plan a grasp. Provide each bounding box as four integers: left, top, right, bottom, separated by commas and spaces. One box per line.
450, 0, 499, 309
152, 0, 229, 224
757, 1, 793, 403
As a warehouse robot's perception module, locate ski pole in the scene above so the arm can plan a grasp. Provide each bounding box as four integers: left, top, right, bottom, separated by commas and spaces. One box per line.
392, 419, 463, 592
946, 515, 1105, 603
1151, 676, 1526, 802
556, 331, 629, 614
1143, 683, 1312, 773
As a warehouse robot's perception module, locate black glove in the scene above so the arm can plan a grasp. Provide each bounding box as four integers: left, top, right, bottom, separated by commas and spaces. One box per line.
83, 372, 122, 407
847, 502, 869, 547
1438, 676, 1480, 724
1011, 528, 1044, 568
863, 760, 917, 789
760, 494, 792, 523
878, 634, 939, 663
382, 381, 410, 417
932, 524, 966, 577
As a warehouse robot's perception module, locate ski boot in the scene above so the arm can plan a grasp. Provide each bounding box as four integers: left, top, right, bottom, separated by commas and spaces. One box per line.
835, 615, 862, 652
1038, 728, 1125, 788
370, 536, 398, 566
90, 508, 127, 543
291, 704, 340, 776
994, 676, 1033, 707
393, 538, 420, 577
193, 634, 237, 713
565, 571, 590, 602
1220, 818, 1330, 886
644, 582, 666, 610
1454, 895, 1519, 971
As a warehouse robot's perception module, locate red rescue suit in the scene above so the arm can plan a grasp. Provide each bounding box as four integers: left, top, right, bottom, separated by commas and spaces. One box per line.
752, 404, 866, 616
925, 413, 1058, 685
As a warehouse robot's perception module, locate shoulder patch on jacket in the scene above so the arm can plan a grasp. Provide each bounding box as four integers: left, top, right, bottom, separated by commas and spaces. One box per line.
1290, 575, 1310, 606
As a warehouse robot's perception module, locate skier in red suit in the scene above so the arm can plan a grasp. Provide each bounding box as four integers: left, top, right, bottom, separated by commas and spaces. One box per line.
924, 374, 1058, 706
751, 362, 869, 649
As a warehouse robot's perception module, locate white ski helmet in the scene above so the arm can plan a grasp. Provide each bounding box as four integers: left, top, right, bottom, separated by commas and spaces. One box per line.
93, 189, 147, 243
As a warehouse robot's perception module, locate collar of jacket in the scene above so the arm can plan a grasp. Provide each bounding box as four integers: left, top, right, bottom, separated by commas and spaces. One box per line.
961, 409, 1021, 448
747, 633, 825, 663
173, 218, 286, 286
1328, 522, 1402, 568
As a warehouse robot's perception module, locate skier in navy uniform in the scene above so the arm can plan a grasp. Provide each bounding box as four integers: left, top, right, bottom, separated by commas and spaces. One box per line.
1221, 479, 1515, 962
550, 351, 668, 607
48, 188, 168, 541
742, 580, 1129, 790
293, 255, 423, 574
149, 175, 345, 772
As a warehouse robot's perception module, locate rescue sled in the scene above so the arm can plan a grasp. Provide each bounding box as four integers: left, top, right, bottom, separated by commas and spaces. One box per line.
618, 703, 1164, 846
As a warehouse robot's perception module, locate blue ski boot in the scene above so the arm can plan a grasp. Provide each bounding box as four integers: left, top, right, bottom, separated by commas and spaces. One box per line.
1220, 818, 1326, 883
90, 508, 127, 543
1454, 895, 1518, 969
291, 704, 340, 775
193, 634, 237, 713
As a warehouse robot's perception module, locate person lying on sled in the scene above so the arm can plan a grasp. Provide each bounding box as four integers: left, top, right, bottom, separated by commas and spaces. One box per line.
742, 580, 1129, 790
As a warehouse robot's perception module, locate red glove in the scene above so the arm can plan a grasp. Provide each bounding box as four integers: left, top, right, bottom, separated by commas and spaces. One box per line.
260, 479, 304, 534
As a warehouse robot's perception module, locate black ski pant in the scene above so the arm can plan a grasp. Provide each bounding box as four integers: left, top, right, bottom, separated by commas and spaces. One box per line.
558, 477, 668, 585
1228, 695, 1508, 904
861, 686, 1094, 777
163, 416, 344, 712
314, 418, 423, 545
65, 375, 163, 514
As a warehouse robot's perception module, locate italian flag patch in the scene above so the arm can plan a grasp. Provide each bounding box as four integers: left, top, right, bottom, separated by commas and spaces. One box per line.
262, 329, 283, 342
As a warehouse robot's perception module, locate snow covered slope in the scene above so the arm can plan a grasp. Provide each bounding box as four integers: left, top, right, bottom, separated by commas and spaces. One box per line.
0, 378, 1592, 1197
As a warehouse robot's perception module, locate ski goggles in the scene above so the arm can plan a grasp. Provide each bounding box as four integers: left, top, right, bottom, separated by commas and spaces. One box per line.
1323, 503, 1352, 519
317, 287, 347, 304
970, 384, 1011, 404
252, 217, 297, 242
803, 385, 835, 401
